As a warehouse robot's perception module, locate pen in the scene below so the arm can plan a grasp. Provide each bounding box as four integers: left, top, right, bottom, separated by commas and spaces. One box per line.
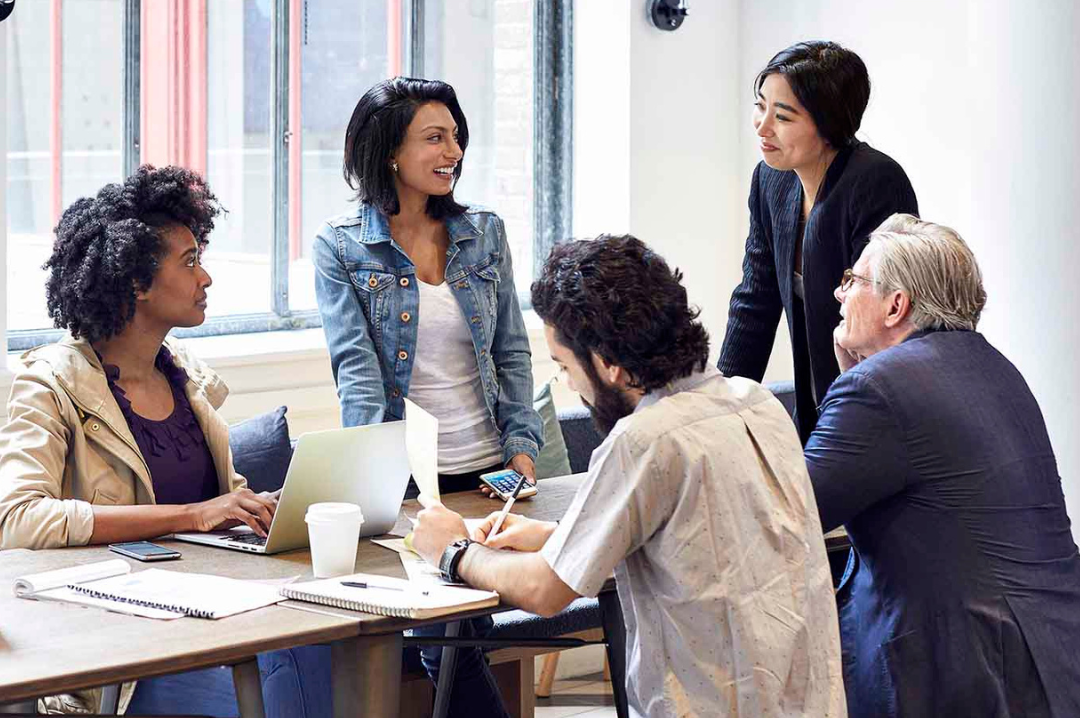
487, 473, 530, 540
340, 581, 429, 596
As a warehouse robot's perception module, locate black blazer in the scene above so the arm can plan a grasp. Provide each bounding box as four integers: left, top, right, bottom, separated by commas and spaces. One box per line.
718, 142, 918, 442
806, 330, 1080, 716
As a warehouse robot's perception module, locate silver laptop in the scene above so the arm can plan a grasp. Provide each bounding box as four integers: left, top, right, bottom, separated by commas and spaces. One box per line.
173, 420, 411, 555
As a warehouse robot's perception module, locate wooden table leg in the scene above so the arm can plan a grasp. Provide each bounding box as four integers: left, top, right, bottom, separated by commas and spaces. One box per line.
536, 652, 560, 697
331, 633, 403, 718
232, 659, 267, 718
0, 699, 38, 714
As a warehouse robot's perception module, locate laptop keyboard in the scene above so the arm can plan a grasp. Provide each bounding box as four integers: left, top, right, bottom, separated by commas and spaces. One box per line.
226, 532, 267, 546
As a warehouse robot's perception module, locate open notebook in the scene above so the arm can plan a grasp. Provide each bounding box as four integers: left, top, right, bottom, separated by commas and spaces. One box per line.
281, 572, 499, 620
14, 559, 285, 619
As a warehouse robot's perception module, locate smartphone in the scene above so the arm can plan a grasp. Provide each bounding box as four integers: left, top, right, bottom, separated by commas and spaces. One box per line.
109, 541, 182, 562
479, 469, 538, 501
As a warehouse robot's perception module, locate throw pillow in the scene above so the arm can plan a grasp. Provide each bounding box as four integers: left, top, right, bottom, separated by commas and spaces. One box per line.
533, 381, 572, 479
229, 406, 292, 494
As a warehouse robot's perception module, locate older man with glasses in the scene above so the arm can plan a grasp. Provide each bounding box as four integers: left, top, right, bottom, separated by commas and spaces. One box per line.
805, 213, 1080, 717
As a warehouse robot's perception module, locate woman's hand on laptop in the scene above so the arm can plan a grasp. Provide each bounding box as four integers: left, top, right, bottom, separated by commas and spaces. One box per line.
185, 488, 278, 536
471, 513, 557, 552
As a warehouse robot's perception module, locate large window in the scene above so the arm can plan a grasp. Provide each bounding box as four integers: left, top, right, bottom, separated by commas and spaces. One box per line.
4, 0, 571, 350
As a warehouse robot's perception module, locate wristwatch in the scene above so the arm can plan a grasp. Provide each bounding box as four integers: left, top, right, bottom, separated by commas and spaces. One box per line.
438, 538, 475, 583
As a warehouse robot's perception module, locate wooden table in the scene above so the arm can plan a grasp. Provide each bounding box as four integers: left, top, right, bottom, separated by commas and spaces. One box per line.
0, 474, 588, 717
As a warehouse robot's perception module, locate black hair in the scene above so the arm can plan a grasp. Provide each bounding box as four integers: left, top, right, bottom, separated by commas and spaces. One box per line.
531, 235, 710, 392
43, 164, 223, 342
755, 41, 870, 149
343, 76, 469, 220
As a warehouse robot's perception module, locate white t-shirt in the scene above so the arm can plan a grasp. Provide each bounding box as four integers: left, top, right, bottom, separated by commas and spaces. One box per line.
541, 367, 846, 718
407, 279, 503, 474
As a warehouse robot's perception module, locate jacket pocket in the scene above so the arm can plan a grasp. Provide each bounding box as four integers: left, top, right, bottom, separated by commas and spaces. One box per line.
471, 261, 501, 334
90, 488, 122, 505
352, 270, 396, 339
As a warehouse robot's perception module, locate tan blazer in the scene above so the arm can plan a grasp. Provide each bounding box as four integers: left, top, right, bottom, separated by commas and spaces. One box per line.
0, 335, 247, 550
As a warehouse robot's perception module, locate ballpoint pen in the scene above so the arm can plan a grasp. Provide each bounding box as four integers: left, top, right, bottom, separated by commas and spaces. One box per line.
341, 581, 429, 596
486, 472, 531, 540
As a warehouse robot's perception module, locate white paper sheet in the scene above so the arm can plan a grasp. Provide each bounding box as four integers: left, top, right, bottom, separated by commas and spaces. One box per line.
404, 397, 440, 504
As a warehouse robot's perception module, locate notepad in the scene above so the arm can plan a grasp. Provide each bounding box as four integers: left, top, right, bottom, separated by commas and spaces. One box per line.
280, 572, 499, 619
14, 559, 285, 620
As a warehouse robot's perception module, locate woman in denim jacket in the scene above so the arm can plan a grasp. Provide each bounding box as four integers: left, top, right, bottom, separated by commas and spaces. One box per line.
314, 77, 542, 495
313, 77, 541, 718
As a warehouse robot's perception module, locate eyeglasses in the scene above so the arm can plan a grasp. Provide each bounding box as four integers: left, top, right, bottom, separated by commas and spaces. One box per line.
840, 268, 875, 292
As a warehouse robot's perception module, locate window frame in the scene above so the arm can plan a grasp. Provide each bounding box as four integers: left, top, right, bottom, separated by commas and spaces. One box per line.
6, 0, 572, 351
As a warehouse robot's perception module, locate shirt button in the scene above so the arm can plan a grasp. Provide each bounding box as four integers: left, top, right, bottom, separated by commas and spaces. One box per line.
400, 277, 410, 287
368, 276, 378, 288
392, 389, 401, 398
398, 350, 408, 361
401, 311, 411, 322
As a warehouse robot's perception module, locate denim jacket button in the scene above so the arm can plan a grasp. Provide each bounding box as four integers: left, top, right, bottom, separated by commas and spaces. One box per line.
91, 422, 100, 431
456, 280, 468, 290
400, 277, 410, 287
471, 315, 481, 324
367, 276, 378, 288
398, 350, 409, 361
401, 312, 411, 322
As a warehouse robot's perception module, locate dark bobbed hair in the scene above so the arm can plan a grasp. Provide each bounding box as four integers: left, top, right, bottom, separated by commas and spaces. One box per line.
755, 41, 870, 149
531, 235, 710, 392
343, 77, 469, 220
43, 164, 222, 343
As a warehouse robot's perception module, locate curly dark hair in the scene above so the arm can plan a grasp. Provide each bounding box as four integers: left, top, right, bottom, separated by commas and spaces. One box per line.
531, 235, 710, 392
43, 165, 223, 342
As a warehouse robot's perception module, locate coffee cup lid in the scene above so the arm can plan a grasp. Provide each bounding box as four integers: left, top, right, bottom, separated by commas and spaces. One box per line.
305, 502, 363, 523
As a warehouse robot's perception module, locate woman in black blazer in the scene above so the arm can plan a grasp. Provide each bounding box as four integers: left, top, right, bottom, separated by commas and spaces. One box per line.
718, 41, 918, 443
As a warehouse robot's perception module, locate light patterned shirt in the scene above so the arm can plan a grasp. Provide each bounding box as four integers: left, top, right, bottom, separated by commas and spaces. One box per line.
540, 367, 846, 718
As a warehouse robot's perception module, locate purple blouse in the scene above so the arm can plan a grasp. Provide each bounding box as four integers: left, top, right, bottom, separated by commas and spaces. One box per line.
102, 347, 219, 505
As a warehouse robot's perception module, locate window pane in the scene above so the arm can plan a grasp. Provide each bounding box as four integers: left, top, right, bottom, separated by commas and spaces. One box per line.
292, 1, 391, 312
5, 0, 124, 333
425, 0, 536, 281
205, 1, 272, 316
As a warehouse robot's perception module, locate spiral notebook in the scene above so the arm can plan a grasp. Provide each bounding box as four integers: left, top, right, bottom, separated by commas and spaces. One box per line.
15, 559, 285, 620
281, 572, 499, 619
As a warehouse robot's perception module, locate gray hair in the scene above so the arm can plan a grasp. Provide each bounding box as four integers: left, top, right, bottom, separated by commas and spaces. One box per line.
865, 213, 987, 331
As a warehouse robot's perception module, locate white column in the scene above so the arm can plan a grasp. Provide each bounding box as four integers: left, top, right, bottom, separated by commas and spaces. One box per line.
1, 21, 12, 416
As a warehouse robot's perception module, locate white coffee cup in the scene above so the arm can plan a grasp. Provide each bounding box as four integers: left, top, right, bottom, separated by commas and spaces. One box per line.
305, 502, 364, 578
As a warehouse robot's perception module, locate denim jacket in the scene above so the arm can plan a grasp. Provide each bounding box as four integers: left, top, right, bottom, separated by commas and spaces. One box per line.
313, 202, 542, 465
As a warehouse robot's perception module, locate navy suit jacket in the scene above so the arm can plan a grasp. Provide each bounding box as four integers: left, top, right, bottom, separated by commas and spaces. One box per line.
719, 142, 918, 442
806, 330, 1080, 717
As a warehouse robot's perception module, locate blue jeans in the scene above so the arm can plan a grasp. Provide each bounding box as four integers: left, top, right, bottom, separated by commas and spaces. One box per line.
411, 615, 511, 718
127, 636, 508, 718
127, 647, 329, 717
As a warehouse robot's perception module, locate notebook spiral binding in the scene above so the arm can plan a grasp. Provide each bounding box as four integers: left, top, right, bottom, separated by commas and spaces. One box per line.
279, 585, 411, 617
69, 583, 214, 619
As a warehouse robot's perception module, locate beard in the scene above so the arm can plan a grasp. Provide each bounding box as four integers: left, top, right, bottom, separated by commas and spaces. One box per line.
582, 375, 636, 438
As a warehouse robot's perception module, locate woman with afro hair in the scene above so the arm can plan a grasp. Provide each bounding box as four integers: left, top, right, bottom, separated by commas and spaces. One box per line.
0, 166, 289, 713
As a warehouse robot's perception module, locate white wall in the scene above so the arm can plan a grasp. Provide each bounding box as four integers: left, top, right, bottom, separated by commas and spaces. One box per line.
575, 0, 743, 361
577, 0, 1080, 536
0, 23, 8, 386
738, 0, 1080, 534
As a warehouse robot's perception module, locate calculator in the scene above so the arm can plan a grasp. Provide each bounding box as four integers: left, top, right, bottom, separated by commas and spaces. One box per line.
478, 469, 539, 501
